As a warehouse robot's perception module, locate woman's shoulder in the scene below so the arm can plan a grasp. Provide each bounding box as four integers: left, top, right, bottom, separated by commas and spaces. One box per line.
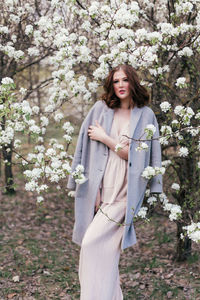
93, 99, 106, 108
90, 99, 107, 112
140, 105, 155, 117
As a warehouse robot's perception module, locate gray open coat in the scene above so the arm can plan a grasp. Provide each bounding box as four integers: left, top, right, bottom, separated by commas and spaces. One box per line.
67, 100, 163, 250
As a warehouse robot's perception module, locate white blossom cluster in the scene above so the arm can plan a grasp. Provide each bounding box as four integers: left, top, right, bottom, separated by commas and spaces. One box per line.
0, 79, 78, 197
178, 147, 189, 157
162, 160, 172, 167
171, 183, 180, 191
144, 124, 156, 139
159, 193, 182, 221
182, 222, 200, 243
141, 166, 165, 180
175, 77, 187, 88
137, 206, 148, 219
160, 101, 171, 113
135, 142, 149, 152
72, 164, 87, 184
174, 105, 195, 125
24, 139, 72, 194
147, 196, 157, 205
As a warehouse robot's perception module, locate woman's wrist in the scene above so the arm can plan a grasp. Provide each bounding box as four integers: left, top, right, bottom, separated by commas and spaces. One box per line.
101, 132, 109, 144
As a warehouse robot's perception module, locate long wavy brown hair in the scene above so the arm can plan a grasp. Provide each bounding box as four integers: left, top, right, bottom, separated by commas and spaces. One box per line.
102, 64, 150, 109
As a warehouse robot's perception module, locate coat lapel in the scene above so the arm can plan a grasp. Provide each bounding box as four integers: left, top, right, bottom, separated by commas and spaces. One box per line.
129, 106, 143, 149
103, 106, 114, 135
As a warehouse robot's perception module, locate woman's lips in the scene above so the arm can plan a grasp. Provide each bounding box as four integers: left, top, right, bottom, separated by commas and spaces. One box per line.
119, 90, 125, 94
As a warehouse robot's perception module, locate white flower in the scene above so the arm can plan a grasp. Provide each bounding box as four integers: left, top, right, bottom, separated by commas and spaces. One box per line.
54, 113, 64, 122
178, 47, 193, 57
136, 142, 149, 152
145, 124, 156, 138
37, 196, 44, 203
62, 122, 74, 135
163, 201, 182, 221
32, 106, 40, 114
62, 163, 71, 173
137, 206, 148, 218
183, 222, 200, 243
162, 160, 172, 167
171, 120, 179, 127
14, 139, 21, 148
197, 162, 200, 169
179, 147, 189, 157
35, 145, 45, 153
40, 116, 49, 127
160, 101, 171, 113
51, 158, 62, 169
45, 104, 55, 112
0, 26, 9, 34
187, 127, 199, 137
145, 189, 150, 197
175, 77, 186, 88
81, 20, 91, 32
159, 136, 169, 145
141, 166, 165, 180
25, 25, 33, 35
174, 105, 184, 116
46, 148, 56, 157
147, 196, 157, 205
19, 87, 27, 95
1, 77, 14, 85
29, 125, 40, 134
88, 81, 98, 93
160, 125, 172, 136
68, 191, 76, 197
186, 107, 194, 118
159, 193, 168, 203
171, 183, 180, 191
63, 134, 72, 143
75, 164, 84, 173
25, 180, 38, 191
115, 143, 122, 152
75, 174, 87, 184
195, 112, 200, 120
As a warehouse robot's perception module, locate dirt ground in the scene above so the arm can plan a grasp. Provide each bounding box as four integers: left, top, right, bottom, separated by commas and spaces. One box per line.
0, 180, 200, 300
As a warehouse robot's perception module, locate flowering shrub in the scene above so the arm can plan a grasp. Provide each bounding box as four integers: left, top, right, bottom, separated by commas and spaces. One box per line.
0, 0, 200, 259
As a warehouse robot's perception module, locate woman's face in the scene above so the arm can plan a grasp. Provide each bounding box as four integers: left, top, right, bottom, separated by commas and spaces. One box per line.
113, 69, 131, 102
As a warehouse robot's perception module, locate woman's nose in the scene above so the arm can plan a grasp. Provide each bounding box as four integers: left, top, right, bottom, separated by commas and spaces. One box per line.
119, 80, 123, 87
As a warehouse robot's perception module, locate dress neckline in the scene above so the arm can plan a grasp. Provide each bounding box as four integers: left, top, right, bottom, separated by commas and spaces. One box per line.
113, 117, 130, 136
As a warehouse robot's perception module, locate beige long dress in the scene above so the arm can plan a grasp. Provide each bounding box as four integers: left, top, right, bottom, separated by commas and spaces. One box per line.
79, 113, 130, 300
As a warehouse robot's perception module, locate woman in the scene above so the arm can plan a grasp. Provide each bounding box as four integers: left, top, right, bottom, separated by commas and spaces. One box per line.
67, 64, 163, 299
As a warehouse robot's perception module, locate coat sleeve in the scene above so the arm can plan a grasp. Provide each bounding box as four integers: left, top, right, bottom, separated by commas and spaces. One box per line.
149, 113, 163, 193
67, 101, 102, 190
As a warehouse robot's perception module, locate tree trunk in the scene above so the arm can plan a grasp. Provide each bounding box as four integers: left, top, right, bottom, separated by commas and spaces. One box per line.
2, 143, 15, 194
175, 222, 192, 261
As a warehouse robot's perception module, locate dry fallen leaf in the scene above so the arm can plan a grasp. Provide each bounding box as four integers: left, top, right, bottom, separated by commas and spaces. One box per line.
7, 293, 17, 299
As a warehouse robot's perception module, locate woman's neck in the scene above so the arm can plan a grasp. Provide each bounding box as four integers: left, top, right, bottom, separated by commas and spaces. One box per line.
119, 102, 134, 109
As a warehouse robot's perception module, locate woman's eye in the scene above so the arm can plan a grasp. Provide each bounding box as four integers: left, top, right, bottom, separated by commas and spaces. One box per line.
113, 80, 118, 83
124, 79, 128, 81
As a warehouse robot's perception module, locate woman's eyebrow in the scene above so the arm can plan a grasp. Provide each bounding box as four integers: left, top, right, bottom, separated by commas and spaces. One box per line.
113, 77, 128, 80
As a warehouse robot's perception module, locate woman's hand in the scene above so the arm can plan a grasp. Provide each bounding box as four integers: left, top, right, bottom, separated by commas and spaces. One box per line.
88, 120, 107, 143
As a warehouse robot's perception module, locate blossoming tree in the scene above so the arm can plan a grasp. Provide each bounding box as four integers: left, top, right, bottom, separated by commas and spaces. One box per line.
0, 0, 200, 261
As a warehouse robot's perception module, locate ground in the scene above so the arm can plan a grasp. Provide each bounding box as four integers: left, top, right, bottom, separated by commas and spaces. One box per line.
0, 180, 200, 300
